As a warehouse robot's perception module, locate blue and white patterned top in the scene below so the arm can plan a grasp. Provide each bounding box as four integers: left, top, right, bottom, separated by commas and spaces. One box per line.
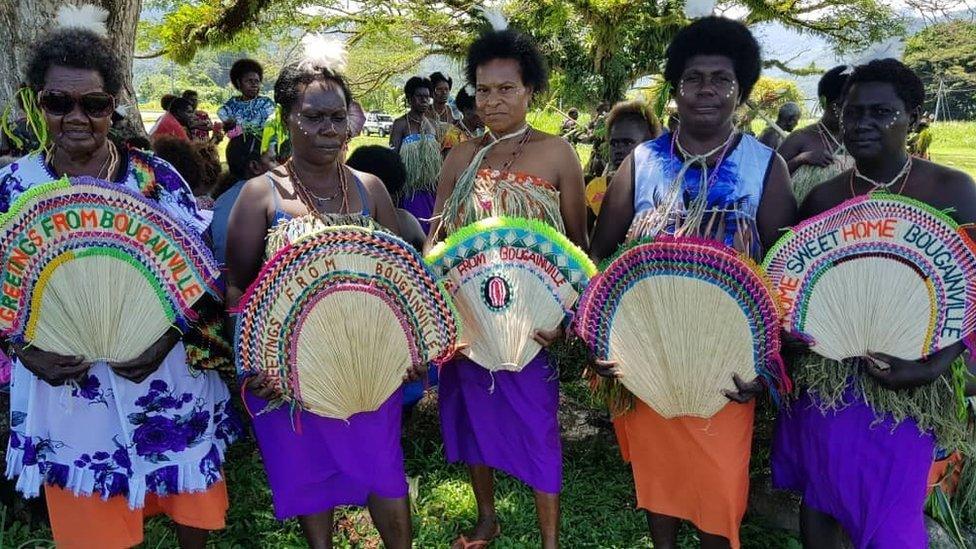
0, 149, 240, 508
217, 96, 276, 137
631, 132, 773, 258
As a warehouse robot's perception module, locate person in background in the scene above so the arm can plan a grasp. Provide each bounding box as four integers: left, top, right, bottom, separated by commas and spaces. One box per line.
390, 76, 441, 232
150, 97, 194, 143
182, 89, 223, 144
561, 107, 580, 141
209, 134, 275, 265
908, 113, 933, 159
146, 93, 177, 135
758, 101, 801, 149
217, 58, 276, 139
454, 87, 484, 141
585, 100, 662, 228
777, 65, 852, 202
346, 145, 426, 251
429, 72, 457, 127
151, 136, 216, 218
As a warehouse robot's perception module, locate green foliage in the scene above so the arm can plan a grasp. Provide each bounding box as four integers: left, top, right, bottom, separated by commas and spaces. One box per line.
904, 20, 976, 120
748, 76, 805, 121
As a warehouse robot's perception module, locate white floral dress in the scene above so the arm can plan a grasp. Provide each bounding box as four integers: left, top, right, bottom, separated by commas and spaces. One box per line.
0, 148, 241, 508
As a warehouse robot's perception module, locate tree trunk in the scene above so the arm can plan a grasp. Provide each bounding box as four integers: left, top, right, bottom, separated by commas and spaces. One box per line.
0, 0, 146, 139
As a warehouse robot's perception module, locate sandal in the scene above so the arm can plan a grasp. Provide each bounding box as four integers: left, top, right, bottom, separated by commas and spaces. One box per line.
450, 524, 501, 549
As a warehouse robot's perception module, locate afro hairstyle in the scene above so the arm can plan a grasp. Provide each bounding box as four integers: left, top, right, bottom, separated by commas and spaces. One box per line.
844, 59, 925, 113
465, 29, 548, 95
27, 28, 123, 95
663, 16, 762, 104
230, 58, 264, 90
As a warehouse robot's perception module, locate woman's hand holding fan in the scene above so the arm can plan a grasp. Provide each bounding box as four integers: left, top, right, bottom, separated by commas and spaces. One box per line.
864, 343, 962, 391
532, 326, 565, 348
9, 343, 88, 386
108, 328, 181, 383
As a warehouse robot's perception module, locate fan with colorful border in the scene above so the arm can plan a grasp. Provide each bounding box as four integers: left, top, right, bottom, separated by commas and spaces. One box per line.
0, 177, 221, 364
763, 192, 976, 361
575, 236, 788, 418
425, 216, 596, 373
236, 225, 458, 420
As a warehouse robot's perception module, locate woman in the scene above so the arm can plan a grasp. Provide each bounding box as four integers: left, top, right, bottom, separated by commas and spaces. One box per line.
589, 17, 795, 549
217, 58, 276, 139
427, 29, 587, 549
585, 100, 661, 227
150, 97, 194, 143
777, 65, 853, 202
0, 25, 238, 548
390, 76, 441, 233
224, 44, 416, 549
772, 59, 976, 549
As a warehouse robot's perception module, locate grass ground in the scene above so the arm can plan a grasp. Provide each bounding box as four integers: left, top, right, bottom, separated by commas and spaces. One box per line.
0, 379, 800, 548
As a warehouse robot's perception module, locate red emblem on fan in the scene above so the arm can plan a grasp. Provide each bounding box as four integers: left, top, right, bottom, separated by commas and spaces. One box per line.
483, 275, 512, 311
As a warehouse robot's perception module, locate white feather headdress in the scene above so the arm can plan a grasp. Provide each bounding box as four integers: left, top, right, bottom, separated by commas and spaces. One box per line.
481, 8, 509, 31
298, 34, 348, 74
684, 0, 717, 19
56, 4, 110, 37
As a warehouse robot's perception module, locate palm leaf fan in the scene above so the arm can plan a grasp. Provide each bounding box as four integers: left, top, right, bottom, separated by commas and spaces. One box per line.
575, 236, 787, 419
0, 177, 221, 363
763, 193, 976, 361
426, 216, 596, 373
236, 225, 458, 420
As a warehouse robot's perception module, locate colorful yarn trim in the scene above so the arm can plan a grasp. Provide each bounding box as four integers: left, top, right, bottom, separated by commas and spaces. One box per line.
576, 235, 788, 415
0, 177, 222, 342
763, 192, 976, 358
236, 224, 459, 419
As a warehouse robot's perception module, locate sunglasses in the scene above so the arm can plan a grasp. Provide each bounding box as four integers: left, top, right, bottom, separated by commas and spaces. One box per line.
38, 90, 116, 118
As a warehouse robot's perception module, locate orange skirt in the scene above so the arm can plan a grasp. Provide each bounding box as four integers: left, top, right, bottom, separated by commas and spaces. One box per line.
615, 399, 755, 548
45, 481, 228, 549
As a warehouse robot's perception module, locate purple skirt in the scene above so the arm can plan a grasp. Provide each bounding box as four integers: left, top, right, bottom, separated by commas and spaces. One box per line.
772, 391, 934, 548
245, 389, 408, 520
439, 353, 562, 494
399, 190, 436, 234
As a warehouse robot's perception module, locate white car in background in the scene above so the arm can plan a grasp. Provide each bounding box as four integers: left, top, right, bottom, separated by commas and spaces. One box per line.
363, 112, 394, 137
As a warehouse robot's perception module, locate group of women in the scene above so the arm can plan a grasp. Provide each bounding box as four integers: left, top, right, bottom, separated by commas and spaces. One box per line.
0, 12, 975, 549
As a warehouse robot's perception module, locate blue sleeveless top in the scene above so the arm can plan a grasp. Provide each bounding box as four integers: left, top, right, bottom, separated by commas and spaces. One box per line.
266, 172, 371, 224
631, 132, 773, 257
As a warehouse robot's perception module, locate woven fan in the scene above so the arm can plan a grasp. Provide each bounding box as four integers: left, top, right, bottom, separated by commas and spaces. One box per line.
0, 177, 221, 363
575, 236, 787, 419
236, 225, 458, 420
425, 216, 596, 372
763, 193, 976, 361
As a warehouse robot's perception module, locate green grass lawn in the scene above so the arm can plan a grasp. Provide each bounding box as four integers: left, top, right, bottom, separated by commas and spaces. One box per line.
0, 380, 800, 548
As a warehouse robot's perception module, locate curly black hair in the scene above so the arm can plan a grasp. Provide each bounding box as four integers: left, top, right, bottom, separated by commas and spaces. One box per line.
273, 60, 353, 116
664, 16, 761, 104
404, 76, 432, 98
455, 87, 476, 112
26, 28, 123, 95
225, 134, 263, 181
152, 137, 204, 193
346, 145, 407, 198
229, 58, 264, 90
430, 72, 453, 88
465, 29, 549, 95
845, 59, 925, 112
167, 97, 193, 115
818, 65, 850, 104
